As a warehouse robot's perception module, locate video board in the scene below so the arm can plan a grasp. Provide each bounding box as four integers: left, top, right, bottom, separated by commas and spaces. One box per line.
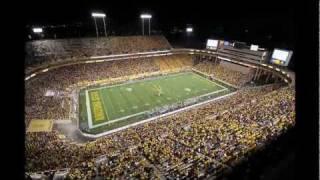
270, 49, 293, 66
250, 44, 259, 51
206, 39, 219, 50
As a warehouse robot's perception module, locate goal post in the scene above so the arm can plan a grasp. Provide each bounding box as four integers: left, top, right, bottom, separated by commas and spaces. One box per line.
152, 84, 163, 96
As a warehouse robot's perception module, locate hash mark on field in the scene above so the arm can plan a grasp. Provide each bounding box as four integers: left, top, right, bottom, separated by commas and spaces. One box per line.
132, 106, 138, 109
166, 97, 172, 100
120, 109, 125, 113
145, 103, 150, 106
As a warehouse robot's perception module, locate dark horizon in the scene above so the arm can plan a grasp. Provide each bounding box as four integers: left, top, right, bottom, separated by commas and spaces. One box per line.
25, 1, 294, 40
25, 0, 296, 69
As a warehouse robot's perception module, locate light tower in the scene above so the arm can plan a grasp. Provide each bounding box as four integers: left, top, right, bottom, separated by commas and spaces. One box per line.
140, 14, 152, 36
91, 12, 107, 38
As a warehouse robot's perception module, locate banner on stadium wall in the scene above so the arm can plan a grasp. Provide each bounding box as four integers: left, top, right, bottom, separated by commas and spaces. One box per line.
27, 119, 53, 132
45, 90, 66, 97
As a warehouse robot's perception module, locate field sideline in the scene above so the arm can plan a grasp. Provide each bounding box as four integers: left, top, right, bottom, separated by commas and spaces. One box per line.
79, 72, 234, 134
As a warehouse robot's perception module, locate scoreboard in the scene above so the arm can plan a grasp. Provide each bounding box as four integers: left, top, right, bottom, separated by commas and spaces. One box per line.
250, 44, 259, 51
270, 49, 293, 66
206, 39, 219, 50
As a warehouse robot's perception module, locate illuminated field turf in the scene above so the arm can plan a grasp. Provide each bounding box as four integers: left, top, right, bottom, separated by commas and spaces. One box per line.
79, 72, 234, 134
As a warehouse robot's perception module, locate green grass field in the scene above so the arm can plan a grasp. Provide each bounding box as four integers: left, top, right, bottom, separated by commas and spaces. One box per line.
79, 72, 233, 134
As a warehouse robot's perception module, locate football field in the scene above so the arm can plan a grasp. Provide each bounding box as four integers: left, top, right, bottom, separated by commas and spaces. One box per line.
79, 72, 233, 134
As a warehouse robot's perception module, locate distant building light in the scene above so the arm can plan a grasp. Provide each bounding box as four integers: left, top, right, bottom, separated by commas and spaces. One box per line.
186, 27, 193, 32
32, 28, 43, 33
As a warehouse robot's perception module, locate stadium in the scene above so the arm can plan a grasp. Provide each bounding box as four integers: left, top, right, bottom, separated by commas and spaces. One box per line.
24, 3, 297, 180
25, 35, 295, 179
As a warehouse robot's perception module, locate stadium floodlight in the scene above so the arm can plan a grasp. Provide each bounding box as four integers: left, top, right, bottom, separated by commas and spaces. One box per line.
91, 13, 106, 17
186, 27, 193, 32
91, 12, 107, 38
140, 14, 152, 36
140, 14, 152, 19
32, 28, 43, 33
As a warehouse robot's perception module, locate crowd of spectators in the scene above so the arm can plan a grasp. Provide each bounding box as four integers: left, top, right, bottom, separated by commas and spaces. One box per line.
25, 36, 172, 71
25, 55, 193, 123
155, 55, 193, 71
26, 79, 295, 179
194, 60, 253, 87
25, 42, 294, 178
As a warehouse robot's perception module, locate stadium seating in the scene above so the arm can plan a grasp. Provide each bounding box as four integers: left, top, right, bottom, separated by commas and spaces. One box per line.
194, 59, 254, 87
25, 83, 294, 178
25, 36, 172, 70
25, 36, 295, 179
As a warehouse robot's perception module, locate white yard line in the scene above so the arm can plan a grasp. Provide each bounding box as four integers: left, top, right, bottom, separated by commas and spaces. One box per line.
211, 80, 228, 89
196, 88, 228, 99
85, 90, 93, 128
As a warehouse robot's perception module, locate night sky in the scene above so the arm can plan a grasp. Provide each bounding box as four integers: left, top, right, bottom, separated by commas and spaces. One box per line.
25, 0, 296, 51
